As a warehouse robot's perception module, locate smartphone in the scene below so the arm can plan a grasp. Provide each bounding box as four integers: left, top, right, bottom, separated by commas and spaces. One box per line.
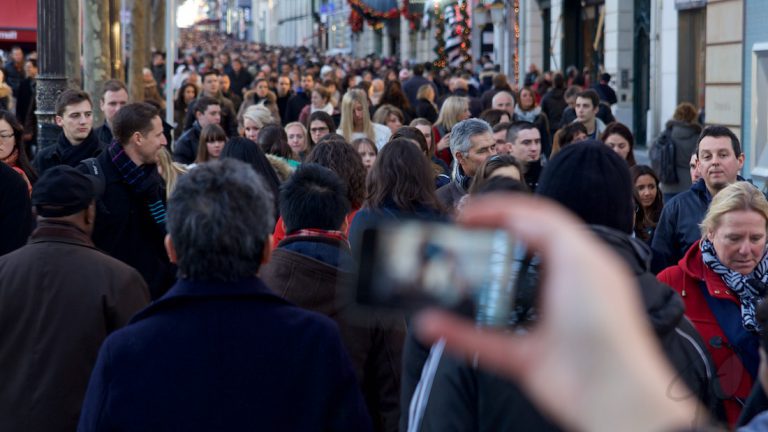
350, 219, 537, 328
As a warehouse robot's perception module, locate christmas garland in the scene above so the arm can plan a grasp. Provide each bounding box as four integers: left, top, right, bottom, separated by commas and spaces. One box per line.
458, 0, 472, 69
433, 1, 447, 69
347, 0, 422, 33
401, 1, 423, 31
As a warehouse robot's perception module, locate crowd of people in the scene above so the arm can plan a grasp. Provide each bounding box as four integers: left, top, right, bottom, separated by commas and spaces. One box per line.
2, 30, 768, 431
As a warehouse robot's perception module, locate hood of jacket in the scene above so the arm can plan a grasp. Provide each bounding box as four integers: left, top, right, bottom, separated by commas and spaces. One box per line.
265, 154, 295, 182
591, 225, 685, 336
666, 120, 702, 141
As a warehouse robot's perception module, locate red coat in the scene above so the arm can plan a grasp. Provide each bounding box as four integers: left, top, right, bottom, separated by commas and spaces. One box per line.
657, 240, 755, 426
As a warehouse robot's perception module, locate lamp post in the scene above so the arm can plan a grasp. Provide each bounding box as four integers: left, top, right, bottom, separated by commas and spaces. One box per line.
36, 0, 68, 152
473, 4, 488, 67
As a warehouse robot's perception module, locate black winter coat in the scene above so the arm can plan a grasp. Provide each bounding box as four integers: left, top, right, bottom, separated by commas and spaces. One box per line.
173, 121, 202, 164
79, 150, 175, 299
33, 130, 104, 176
0, 162, 33, 256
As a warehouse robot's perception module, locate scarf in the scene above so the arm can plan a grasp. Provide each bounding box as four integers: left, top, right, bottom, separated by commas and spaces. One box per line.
55, 130, 102, 167
2, 147, 31, 193
700, 238, 768, 332
311, 102, 334, 116
285, 228, 350, 248
514, 105, 541, 123
108, 141, 167, 227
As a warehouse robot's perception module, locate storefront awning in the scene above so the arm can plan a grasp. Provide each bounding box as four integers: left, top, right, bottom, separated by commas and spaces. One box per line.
0, 0, 36, 43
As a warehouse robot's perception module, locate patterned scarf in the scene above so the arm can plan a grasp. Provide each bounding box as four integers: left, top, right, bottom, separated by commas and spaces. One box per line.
108, 141, 167, 227
284, 228, 349, 248
700, 238, 768, 332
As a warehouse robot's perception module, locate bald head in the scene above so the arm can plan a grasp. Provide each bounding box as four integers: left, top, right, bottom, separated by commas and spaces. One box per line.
492, 91, 516, 117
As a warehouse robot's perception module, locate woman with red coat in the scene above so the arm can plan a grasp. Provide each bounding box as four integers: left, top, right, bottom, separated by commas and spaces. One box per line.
658, 181, 768, 426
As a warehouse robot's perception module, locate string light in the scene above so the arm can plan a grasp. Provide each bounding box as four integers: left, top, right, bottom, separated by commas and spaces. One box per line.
433, 0, 447, 68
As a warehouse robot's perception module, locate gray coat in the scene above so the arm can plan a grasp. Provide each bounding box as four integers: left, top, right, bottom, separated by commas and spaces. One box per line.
0, 221, 149, 432
659, 120, 702, 195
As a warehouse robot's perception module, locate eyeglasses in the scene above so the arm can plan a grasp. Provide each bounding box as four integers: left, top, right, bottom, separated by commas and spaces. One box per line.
0, 132, 14, 140
310, 127, 329, 133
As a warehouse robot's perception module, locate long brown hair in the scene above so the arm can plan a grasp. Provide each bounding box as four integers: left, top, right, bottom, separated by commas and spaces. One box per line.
366, 138, 443, 213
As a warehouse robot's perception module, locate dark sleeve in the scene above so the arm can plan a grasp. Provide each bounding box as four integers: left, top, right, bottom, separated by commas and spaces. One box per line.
104, 268, 150, 331
0, 170, 32, 255
560, 107, 576, 128
77, 339, 115, 431
183, 101, 196, 132
418, 354, 478, 432
364, 315, 405, 432
172, 135, 195, 165
650, 201, 678, 274
738, 382, 768, 427
326, 324, 374, 432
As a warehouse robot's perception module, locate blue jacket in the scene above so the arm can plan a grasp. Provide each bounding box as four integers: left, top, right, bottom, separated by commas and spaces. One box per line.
77, 277, 372, 431
651, 178, 712, 273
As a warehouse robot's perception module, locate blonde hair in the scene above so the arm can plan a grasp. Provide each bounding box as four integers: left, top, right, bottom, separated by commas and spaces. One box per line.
700, 181, 768, 238
339, 89, 375, 143
241, 103, 273, 129
435, 96, 469, 131
285, 121, 310, 157
372, 104, 404, 126
156, 148, 188, 200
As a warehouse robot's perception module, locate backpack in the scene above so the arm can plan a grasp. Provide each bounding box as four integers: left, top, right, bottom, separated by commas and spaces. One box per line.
649, 129, 679, 185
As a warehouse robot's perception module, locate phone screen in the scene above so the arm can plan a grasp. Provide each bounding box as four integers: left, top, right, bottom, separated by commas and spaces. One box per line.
352, 220, 533, 327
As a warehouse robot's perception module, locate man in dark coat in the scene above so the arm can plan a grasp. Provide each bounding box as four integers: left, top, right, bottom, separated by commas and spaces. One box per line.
77, 159, 372, 431
260, 164, 404, 432
4, 46, 25, 96
651, 126, 745, 273
540, 72, 568, 133
403, 63, 434, 107
93, 79, 129, 145
79, 102, 175, 299
284, 73, 314, 123
0, 161, 33, 256
182, 70, 238, 136
276, 75, 294, 125
33, 89, 104, 175
226, 57, 253, 98
0, 166, 149, 432
173, 96, 220, 164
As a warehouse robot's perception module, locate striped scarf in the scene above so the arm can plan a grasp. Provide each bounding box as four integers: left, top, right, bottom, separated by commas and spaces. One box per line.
108, 141, 167, 227
700, 238, 768, 332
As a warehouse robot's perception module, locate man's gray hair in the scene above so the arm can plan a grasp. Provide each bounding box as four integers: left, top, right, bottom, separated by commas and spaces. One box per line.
167, 159, 274, 281
450, 118, 494, 155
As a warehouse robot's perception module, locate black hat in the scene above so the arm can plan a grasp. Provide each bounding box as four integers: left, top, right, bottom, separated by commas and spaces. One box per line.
31, 165, 104, 217
536, 140, 634, 234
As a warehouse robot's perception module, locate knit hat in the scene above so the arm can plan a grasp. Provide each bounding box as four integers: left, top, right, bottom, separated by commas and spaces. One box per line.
32, 165, 104, 217
536, 140, 634, 234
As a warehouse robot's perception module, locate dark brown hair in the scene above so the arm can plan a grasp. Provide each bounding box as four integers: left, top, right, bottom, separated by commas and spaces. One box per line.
55, 89, 92, 116
305, 139, 366, 209
196, 123, 227, 163
630, 164, 664, 226
601, 122, 637, 166
365, 138, 443, 213
468, 155, 527, 194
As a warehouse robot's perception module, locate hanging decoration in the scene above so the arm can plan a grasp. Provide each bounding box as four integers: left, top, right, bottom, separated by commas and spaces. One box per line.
347, 0, 401, 33
349, 8, 364, 33
401, 0, 423, 31
513, 0, 520, 84
458, 0, 472, 69
433, 0, 447, 68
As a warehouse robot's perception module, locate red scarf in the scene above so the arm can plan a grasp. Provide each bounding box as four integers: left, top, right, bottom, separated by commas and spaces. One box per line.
2, 147, 31, 194
284, 228, 349, 247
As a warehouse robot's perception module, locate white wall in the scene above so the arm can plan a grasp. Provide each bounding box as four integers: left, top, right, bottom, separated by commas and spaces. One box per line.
603, 0, 634, 127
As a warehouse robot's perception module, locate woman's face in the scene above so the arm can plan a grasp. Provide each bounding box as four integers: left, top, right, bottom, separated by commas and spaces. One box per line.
256, 81, 269, 98
634, 174, 657, 210
0, 119, 15, 160
311, 91, 326, 108
183, 86, 196, 104
708, 209, 768, 275
385, 113, 402, 135
357, 142, 376, 171
206, 139, 225, 159
499, 113, 511, 124
243, 118, 261, 142
353, 102, 364, 125
309, 120, 330, 143
605, 133, 631, 161
460, 106, 471, 121
414, 124, 433, 147
286, 125, 306, 156
520, 89, 534, 110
